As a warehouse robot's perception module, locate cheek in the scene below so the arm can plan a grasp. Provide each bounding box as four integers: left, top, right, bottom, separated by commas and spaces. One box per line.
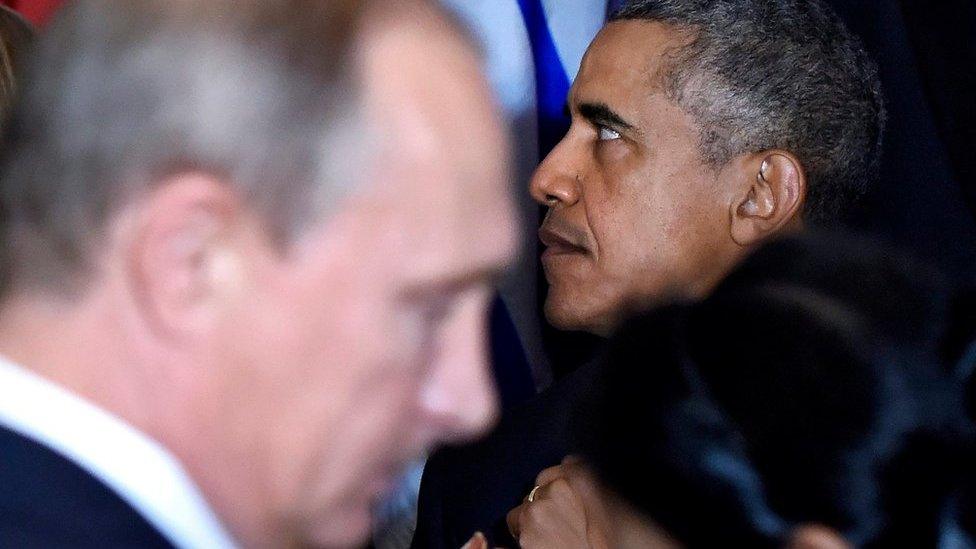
309, 276, 426, 406
590, 196, 663, 279
256, 262, 415, 427
263, 278, 426, 533
586, 186, 705, 299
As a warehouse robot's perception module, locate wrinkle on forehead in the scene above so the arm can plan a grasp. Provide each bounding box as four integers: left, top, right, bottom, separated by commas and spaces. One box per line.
577, 20, 697, 100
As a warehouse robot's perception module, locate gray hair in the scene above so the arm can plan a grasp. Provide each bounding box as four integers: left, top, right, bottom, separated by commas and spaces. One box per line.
613, 0, 886, 224
0, 0, 366, 292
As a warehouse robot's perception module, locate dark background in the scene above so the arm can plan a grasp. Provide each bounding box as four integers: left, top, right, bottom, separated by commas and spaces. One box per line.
833, 0, 976, 285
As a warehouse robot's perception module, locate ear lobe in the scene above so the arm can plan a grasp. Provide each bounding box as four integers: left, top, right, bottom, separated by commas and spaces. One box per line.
127, 173, 249, 342
730, 151, 806, 247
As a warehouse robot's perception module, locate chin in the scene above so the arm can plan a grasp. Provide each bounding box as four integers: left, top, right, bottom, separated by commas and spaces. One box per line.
306, 503, 373, 549
544, 297, 610, 336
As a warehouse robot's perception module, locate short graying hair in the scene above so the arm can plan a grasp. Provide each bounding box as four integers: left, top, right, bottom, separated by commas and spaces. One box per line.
0, 0, 365, 292
613, 0, 885, 224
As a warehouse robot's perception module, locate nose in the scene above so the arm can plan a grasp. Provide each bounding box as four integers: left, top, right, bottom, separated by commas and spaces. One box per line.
417, 294, 499, 444
529, 138, 582, 208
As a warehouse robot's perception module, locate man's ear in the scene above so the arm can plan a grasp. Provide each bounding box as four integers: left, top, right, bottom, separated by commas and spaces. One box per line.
729, 151, 806, 246
126, 173, 254, 341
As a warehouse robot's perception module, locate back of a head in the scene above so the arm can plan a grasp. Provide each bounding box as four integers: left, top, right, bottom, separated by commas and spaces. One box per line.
581, 233, 974, 546
0, 0, 364, 294
613, 0, 886, 225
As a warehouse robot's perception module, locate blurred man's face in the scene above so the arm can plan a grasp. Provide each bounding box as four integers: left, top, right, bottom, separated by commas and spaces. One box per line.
203, 9, 516, 547
531, 21, 739, 335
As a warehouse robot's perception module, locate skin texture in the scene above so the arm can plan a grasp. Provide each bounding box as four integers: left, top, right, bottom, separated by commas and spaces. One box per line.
531, 20, 804, 336
0, 2, 516, 548
506, 458, 613, 549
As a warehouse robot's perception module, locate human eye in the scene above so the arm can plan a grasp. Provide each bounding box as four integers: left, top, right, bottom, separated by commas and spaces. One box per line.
597, 125, 621, 141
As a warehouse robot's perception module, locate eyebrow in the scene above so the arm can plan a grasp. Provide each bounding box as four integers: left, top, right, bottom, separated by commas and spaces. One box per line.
576, 102, 639, 135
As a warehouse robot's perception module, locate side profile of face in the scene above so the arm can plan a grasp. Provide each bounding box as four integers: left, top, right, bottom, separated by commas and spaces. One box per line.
532, 21, 747, 335
181, 5, 517, 547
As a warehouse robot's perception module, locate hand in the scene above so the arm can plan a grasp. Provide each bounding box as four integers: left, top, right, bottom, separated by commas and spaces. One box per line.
461, 531, 489, 549
505, 457, 611, 549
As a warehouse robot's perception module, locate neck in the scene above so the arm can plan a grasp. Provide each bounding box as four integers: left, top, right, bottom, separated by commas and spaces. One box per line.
0, 287, 281, 547
0, 287, 158, 444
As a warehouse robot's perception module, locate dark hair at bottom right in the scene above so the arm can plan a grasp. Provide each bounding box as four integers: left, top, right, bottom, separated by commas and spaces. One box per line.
579, 232, 976, 547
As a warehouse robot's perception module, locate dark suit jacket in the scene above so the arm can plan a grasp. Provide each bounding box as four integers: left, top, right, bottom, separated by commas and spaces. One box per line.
0, 424, 174, 548
411, 359, 601, 549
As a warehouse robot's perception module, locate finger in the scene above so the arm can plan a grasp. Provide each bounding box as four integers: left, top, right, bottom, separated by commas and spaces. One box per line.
509, 481, 578, 539
788, 525, 852, 549
528, 479, 587, 518
563, 464, 601, 504
516, 498, 590, 548
510, 478, 590, 546
557, 456, 590, 482
561, 454, 582, 466
559, 466, 614, 549
506, 503, 524, 538
534, 464, 567, 486
460, 531, 488, 549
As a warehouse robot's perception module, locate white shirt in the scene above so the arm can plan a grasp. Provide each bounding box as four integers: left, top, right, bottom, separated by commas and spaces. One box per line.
0, 355, 238, 549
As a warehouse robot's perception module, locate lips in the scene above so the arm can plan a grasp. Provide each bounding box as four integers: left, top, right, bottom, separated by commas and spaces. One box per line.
538, 223, 588, 258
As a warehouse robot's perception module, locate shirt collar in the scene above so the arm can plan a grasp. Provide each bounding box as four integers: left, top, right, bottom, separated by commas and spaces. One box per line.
0, 355, 238, 549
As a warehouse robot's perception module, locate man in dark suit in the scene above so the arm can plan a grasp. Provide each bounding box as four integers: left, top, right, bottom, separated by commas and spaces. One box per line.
0, 0, 517, 547
412, 1, 887, 547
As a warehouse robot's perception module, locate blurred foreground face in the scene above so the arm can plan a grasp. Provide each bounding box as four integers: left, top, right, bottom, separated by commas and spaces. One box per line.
0, 1, 511, 545
202, 7, 515, 547
531, 22, 739, 335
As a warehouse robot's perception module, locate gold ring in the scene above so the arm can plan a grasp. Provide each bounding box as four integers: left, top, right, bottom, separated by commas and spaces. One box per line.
526, 485, 541, 503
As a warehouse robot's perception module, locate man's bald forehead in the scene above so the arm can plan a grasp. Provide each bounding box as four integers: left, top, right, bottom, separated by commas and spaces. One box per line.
362, 0, 481, 56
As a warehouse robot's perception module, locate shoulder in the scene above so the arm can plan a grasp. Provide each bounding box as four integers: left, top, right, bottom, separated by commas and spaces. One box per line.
0, 425, 173, 548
